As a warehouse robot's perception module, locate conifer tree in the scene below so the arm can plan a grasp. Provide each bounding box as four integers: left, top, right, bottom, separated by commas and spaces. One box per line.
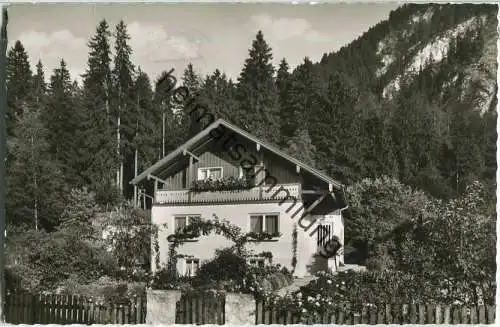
44, 60, 81, 186
197, 69, 239, 128
133, 69, 156, 170
281, 57, 320, 143
6, 40, 32, 133
130, 68, 157, 203
309, 73, 359, 182
80, 19, 119, 205
32, 60, 46, 105
275, 58, 291, 146
276, 58, 290, 101
112, 20, 135, 196
237, 31, 280, 144
285, 127, 316, 167
180, 63, 203, 137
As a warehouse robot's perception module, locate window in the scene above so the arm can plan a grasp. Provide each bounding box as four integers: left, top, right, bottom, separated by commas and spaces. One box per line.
197, 167, 223, 181
250, 214, 279, 236
185, 258, 200, 277
174, 215, 201, 233
248, 258, 266, 268
240, 164, 264, 184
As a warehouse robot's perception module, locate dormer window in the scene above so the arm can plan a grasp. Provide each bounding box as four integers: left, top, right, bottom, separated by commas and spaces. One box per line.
197, 167, 223, 181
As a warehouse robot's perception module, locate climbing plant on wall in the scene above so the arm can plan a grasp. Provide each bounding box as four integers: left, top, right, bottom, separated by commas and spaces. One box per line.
165, 214, 280, 274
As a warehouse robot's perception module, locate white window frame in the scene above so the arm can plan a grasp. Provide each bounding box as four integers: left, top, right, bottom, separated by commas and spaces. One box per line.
174, 214, 201, 232
184, 257, 200, 277
247, 257, 267, 268
197, 167, 223, 181
249, 213, 280, 235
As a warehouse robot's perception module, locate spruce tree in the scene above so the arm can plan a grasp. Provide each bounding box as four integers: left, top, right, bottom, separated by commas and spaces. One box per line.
276, 58, 290, 102
32, 60, 46, 105
112, 20, 135, 197
44, 59, 81, 186
133, 68, 157, 170
180, 63, 203, 137
275, 58, 291, 146
285, 127, 316, 167
6, 40, 33, 133
81, 19, 119, 205
197, 69, 239, 127
237, 30, 280, 144
310, 73, 359, 182
281, 57, 320, 143
131, 68, 156, 204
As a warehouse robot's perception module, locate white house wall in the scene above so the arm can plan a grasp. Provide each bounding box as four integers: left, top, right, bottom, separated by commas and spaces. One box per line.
152, 201, 344, 277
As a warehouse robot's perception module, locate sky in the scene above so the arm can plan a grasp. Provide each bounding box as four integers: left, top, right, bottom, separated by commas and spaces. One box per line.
7, 3, 399, 84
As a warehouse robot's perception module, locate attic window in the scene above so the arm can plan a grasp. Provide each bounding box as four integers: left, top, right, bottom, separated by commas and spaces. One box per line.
197, 167, 223, 181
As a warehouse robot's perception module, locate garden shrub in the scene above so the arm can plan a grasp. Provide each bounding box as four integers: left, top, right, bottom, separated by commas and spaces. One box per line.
151, 247, 294, 297
197, 248, 247, 282
264, 267, 487, 321
56, 276, 146, 305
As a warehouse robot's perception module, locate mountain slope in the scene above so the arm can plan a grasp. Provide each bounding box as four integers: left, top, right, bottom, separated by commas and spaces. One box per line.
279, 3, 498, 197
317, 4, 497, 114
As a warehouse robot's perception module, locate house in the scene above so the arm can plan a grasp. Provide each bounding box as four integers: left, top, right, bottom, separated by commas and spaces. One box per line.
130, 119, 349, 278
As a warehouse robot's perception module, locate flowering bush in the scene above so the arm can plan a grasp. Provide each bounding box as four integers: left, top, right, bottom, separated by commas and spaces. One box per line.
191, 176, 254, 192
152, 216, 292, 296
151, 249, 293, 297
264, 269, 451, 320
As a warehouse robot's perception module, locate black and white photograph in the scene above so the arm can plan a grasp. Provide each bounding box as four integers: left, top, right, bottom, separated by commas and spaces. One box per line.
0, 2, 497, 325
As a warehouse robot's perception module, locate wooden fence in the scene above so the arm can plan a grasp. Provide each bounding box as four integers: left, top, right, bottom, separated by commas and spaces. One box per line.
255, 301, 496, 324
175, 292, 225, 324
5, 293, 146, 324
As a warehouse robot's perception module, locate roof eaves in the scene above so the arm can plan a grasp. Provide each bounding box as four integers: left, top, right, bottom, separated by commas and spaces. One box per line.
130, 119, 224, 185
131, 118, 344, 191
219, 120, 345, 190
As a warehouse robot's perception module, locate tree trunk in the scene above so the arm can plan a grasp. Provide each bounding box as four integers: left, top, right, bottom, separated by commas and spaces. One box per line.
162, 106, 166, 158
105, 81, 112, 186
31, 135, 38, 231
116, 114, 121, 190
134, 148, 138, 206
133, 95, 140, 207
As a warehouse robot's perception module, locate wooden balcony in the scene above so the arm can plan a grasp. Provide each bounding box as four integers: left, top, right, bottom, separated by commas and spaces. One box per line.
154, 183, 301, 205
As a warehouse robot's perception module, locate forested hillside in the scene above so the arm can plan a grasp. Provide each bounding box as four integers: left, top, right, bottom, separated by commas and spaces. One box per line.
5, 3, 497, 234
3, 3, 497, 301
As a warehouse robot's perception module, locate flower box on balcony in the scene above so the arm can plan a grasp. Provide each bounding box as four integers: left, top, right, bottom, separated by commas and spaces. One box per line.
190, 176, 255, 192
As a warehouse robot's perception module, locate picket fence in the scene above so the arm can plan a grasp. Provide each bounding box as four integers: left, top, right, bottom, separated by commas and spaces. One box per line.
5, 292, 146, 324
5, 292, 496, 325
255, 301, 496, 325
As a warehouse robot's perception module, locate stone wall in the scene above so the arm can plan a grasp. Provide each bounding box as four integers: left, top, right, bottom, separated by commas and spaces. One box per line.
146, 290, 256, 324
146, 290, 181, 324
225, 292, 256, 324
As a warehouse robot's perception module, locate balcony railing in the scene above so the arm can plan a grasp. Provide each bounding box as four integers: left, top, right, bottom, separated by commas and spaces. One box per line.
155, 183, 301, 205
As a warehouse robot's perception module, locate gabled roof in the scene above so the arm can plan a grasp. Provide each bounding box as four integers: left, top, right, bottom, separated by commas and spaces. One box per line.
130, 119, 344, 190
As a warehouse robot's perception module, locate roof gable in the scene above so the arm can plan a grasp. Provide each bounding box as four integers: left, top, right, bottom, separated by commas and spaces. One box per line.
130, 119, 344, 190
